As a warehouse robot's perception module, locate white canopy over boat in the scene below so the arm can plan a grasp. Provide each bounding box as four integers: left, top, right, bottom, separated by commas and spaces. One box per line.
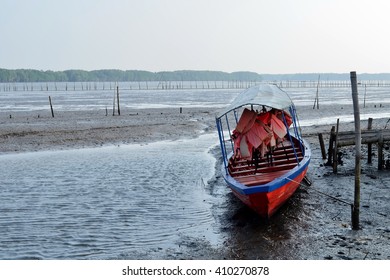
217, 84, 293, 119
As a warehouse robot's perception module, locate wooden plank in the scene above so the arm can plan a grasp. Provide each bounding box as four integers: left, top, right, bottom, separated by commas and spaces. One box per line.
337, 129, 390, 137
230, 160, 301, 177
232, 151, 303, 167
338, 135, 390, 146
235, 169, 291, 186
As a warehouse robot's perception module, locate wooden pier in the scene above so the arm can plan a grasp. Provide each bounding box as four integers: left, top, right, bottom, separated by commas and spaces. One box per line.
319, 118, 390, 172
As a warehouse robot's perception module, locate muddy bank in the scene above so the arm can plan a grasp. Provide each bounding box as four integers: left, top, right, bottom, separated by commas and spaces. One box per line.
206, 103, 390, 260
138, 132, 390, 260
203, 132, 390, 260
1, 105, 389, 260
163, 104, 390, 260
0, 108, 215, 154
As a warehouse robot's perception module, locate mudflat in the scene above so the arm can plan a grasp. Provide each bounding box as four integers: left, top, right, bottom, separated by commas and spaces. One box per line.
1, 104, 389, 260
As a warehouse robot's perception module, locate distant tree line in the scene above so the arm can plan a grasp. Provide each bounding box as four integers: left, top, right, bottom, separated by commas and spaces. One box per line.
1, 68, 390, 83
0, 69, 263, 83
261, 73, 390, 81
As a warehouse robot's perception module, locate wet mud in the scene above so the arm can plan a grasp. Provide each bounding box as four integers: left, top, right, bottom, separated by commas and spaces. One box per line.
161, 134, 389, 260
1, 104, 389, 260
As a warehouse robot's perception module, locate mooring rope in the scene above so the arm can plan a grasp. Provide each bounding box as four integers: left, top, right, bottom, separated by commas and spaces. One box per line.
287, 177, 353, 206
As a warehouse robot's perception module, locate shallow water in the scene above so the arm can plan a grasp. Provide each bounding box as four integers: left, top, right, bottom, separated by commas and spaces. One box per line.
0, 87, 240, 112
299, 111, 390, 127
0, 134, 221, 259
3, 85, 390, 127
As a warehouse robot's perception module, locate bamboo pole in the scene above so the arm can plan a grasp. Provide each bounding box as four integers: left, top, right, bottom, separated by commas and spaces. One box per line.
350, 71, 361, 230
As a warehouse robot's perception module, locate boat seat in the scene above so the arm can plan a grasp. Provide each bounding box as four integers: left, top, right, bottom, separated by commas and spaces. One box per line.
235, 169, 291, 186
231, 153, 303, 169
231, 161, 299, 177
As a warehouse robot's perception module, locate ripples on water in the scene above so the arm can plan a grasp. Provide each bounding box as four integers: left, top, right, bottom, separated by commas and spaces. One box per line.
0, 134, 219, 259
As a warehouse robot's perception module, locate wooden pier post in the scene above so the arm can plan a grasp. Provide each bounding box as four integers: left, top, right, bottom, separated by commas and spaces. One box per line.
367, 118, 373, 164
350, 71, 361, 230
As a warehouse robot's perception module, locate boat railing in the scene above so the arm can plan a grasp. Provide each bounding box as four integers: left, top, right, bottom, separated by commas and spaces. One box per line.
216, 118, 228, 173
289, 105, 304, 152
217, 102, 306, 176
281, 108, 300, 165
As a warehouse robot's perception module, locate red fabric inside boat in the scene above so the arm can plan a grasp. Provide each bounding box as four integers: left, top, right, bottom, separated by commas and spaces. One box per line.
235, 108, 257, 134
270, 114, 287, 139
233, 108, 292, 159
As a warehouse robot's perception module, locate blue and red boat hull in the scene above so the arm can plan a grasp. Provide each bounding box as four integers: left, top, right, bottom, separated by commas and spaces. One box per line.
222, 138, 311, 218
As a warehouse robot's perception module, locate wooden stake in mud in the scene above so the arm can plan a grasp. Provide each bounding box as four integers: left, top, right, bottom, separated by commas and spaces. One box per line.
49, 96, 54, 118
112, 87, 116, 116
318, 133, 327, 159
367, 118, 373, 164
350, 71, 361, 230
116, 86, 121, 116
326, 126, 335, 166
313, 74, 320, 109
333, 119, 339, 173
363, 84, 367, 108
378, 132, 384, 170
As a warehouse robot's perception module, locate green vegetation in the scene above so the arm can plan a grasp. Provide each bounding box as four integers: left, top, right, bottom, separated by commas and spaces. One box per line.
2, 69, 390, 83
0, 69, 263, 83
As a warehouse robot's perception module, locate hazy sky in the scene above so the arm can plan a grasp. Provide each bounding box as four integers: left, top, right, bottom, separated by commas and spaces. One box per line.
1, 0, 390, 73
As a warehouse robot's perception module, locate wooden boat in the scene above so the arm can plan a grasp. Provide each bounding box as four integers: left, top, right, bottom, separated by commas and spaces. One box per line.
216, 84, 311, 218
